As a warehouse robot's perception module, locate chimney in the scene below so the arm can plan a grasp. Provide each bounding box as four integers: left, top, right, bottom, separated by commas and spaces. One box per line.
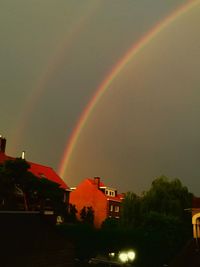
21, 151, 25, 159
0, 136, 6, 153
94, 177, 100, 189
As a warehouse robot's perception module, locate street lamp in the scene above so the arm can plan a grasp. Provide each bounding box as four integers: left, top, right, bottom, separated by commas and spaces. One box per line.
118, 250, 136, 264
127, 251, 136, 261
119, 252, 128, 263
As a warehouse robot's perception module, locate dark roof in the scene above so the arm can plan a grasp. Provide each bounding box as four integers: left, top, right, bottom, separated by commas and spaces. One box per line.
0, 152, 69, 190
193, 197, 200, 208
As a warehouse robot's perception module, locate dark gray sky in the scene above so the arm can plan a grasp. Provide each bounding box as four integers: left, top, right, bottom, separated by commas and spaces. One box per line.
1, 0, 200, 195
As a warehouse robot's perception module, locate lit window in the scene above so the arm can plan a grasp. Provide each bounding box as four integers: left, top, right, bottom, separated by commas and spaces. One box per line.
109, 191, 115, 197
115, 206, 119, 212
110, 205, 113, 211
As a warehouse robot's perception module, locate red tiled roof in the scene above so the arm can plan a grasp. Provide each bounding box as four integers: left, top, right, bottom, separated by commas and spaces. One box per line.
118, 193, 125, 200
0, 152, 68, 190
29, 161, 69, 189
106, 195, 123, 202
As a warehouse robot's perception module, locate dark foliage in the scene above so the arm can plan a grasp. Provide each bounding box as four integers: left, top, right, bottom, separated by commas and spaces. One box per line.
0, 158, 67, 216
80, 206, 94, 226
58, 176, 193, 267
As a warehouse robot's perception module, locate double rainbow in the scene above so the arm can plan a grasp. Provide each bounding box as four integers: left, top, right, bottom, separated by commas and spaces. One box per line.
58, 0, 200, 179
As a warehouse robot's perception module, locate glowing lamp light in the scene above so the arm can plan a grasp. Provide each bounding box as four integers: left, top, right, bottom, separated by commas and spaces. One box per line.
127, 250, 136, 261
109, 252, 115, 257
118, 250, 136, 263
118, 252, 128, 263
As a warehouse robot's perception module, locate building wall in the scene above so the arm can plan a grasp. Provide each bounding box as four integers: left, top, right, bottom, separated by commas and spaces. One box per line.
108, 200, 121, 218
70, 180, 108, 228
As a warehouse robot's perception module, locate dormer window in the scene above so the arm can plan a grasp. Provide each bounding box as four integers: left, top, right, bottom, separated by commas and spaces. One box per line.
105, 189, 116, 197
110, 191, 115, 197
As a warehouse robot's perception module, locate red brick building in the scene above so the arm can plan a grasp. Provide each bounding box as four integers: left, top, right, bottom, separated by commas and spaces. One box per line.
70, 177, 124, 228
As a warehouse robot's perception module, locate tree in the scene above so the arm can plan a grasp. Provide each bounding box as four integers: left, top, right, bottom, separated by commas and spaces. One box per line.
80, 206, 94, 226
138, 211, 185, 267
0, 163, 16, 209
119, 176, 193, 267
0, 158, 66, 215
121, 176, 192, 229
80, 206, 87, 221
86, 206, 95, 225
34, 177, 65, 213
120, 191, 141, 228
101, 217, 119, 229
2, 158, 43, 210
67, 204, 78, 223
142, 176, 193, 220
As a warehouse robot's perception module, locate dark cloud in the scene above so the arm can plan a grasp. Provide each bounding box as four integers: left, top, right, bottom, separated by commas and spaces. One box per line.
1, 0, 199, 195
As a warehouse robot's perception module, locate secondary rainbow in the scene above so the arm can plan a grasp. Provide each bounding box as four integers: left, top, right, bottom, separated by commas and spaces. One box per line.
58, 0, 200, 179
11, 1, 102, 154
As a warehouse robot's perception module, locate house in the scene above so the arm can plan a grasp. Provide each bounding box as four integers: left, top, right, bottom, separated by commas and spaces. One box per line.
0, 136, 70, 211
192, 197, 200, 239
69, 177, 124, 228
168, 197, 200, 267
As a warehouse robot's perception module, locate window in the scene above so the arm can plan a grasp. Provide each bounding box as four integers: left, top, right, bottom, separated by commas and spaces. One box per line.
114, 206, 119, 212
110, 205, 113, 212
109, 191, 115, 196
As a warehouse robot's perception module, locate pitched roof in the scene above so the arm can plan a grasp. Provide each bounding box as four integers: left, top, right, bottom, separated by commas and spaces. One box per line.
0, 152, 68, 190
28, 161, 69, 189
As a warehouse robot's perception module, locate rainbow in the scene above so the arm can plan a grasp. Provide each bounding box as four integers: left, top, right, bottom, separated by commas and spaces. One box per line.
58, 0, 200, 180
11, 1, 102, 154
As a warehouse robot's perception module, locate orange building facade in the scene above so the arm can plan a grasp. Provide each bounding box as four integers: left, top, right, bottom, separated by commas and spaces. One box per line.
70, 177, 123, 228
